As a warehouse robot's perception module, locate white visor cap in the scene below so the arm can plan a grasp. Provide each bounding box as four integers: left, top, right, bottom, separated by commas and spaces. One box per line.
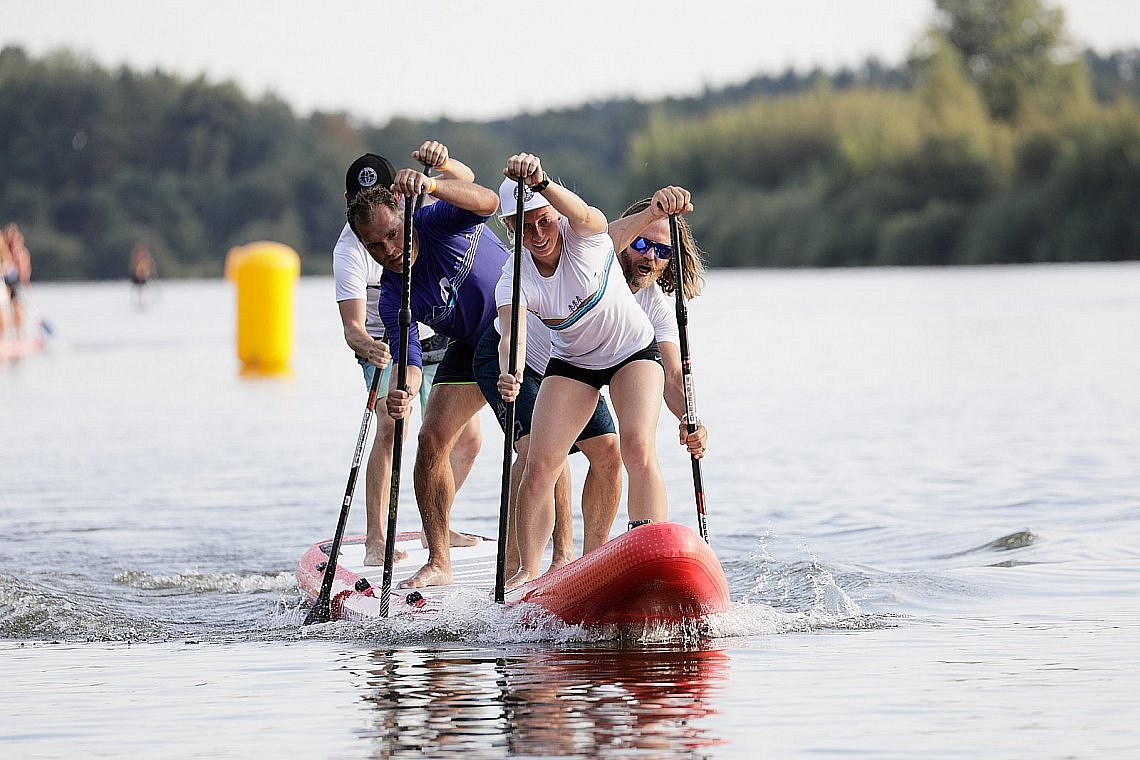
497, 177, 551, 219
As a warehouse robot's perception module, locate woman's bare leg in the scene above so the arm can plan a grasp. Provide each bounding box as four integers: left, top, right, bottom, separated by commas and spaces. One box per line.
505, 377, 597, 591
608, 361, 668, 524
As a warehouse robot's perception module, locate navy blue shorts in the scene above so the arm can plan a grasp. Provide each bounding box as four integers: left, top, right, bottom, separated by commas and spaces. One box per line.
473, 325, 615, 448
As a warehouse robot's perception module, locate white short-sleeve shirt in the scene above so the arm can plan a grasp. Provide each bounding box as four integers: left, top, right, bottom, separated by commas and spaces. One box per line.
495, 215, 653, 370
634, 283, 680, 348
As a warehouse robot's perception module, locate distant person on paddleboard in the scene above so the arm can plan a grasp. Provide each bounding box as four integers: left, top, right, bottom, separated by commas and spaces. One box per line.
347, 157, 506, 589
0, 230, 12, 344
493, 153, 670, 593
2, 223, 30, 339
129, 241, 155, 307
334, 144, 483, 566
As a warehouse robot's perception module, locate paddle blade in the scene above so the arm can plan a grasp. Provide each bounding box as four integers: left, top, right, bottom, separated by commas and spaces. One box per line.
303, 597, 332, 626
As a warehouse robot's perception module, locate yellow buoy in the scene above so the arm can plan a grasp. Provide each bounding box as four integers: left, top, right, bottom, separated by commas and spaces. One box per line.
225, 241, 300, 376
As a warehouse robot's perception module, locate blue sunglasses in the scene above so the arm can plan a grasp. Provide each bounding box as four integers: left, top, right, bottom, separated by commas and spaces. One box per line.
629, 236, 673, 260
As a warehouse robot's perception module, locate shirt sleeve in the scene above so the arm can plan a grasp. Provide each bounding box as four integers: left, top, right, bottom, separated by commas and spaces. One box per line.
640, 285, 680, 346
332, 224, 367, 303
418, 199, 489, 235
494, 254, 526, 310
379, 268, 422, 368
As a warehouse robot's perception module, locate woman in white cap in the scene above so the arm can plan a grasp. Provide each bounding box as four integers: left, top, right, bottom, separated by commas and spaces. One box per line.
494, 153, 690, 592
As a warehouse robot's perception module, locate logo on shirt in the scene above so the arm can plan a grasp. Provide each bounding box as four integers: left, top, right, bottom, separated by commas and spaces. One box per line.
439, 276, 455, 306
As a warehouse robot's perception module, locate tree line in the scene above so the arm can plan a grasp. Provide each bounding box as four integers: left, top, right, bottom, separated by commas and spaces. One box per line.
1, 0, 1137, 279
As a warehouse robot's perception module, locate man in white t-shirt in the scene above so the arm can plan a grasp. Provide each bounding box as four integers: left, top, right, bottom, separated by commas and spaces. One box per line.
608, 185, 709, 446
333, 145, 482, 565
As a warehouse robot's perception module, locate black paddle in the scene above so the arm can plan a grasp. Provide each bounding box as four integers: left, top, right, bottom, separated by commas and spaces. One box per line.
494, 177, 526, 604
303, 360, 384, 625
668, 213, 709, 544
377, 173, 424, 617
304, 165, 430, 625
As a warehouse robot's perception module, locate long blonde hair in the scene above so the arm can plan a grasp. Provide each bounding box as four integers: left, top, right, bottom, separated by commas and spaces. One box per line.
620, 199, 705, 300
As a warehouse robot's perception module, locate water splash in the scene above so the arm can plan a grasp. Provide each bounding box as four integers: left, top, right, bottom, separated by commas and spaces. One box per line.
112, 570, 297, 594
286, 531, 889, 647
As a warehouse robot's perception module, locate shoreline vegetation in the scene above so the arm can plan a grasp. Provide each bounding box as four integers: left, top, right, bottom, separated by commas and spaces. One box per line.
1, 1, 1137, 280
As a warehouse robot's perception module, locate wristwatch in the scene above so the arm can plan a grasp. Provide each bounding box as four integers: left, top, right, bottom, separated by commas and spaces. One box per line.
528, 172, 551, 192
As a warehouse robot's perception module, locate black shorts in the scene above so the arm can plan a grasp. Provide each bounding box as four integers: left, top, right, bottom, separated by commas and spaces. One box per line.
432, 340, 477, 385
544, 341, 662, 390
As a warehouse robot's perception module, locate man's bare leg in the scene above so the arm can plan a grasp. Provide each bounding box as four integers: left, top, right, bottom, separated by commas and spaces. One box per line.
422, 411, 484, 549
575, 433, 623, 554
364, 406, 409, 566
399, 383, 487, 588
503, 436, 528, 579
548, 463, 574, 571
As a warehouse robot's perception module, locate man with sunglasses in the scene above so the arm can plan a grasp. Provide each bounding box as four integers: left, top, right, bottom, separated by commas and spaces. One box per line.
608, 185, 709, 457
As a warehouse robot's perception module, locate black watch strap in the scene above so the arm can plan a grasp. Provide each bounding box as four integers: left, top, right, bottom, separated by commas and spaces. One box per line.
528, 172, 550, 193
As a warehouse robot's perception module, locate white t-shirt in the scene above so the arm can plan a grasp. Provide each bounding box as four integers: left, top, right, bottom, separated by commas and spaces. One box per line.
332, 222, 435, 342
495, 215, 653, 370
501, 286, 679, 375
634, 283, 680, 348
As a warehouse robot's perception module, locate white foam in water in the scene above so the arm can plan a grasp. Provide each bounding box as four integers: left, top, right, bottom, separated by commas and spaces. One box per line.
113, 570, 298, 594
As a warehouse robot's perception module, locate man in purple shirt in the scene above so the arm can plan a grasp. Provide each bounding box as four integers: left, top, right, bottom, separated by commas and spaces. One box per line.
348, 166, 506, 588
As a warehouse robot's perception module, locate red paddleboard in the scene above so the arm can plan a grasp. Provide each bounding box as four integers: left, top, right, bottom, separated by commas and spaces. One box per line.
296, 523, 730, 627
505, 522, 730, 627
0, 337, 44, 361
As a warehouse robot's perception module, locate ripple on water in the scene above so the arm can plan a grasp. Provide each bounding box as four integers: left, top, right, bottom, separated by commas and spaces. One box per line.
0, 574, 165, 642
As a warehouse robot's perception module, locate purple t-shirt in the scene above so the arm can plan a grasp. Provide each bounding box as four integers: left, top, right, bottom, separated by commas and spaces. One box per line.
379, 201, 509, 367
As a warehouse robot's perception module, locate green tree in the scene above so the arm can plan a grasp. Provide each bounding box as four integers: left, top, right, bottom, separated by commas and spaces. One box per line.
931, 0, 1092, 123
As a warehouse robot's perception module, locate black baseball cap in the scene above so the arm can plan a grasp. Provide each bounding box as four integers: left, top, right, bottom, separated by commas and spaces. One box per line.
345, 153, 396, 203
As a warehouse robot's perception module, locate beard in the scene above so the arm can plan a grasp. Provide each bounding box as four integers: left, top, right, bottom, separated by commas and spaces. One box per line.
621, 252, 661, 291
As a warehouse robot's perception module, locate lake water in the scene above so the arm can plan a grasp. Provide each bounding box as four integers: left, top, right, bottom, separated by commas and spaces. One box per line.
2, 264, 1139, 758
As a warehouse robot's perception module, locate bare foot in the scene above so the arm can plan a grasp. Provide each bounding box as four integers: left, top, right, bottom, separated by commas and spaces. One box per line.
449, 531, 482, 547
503, 569, 535, 593
397, 562, 453, 589
420, 530, 483, 549
547, 553, 573, 573
364, 544, 408, 566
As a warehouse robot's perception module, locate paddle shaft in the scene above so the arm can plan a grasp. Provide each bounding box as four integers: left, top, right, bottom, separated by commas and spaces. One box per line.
668, 214, 709, 543
378, 190, 419, 617
303, 366, 383, 625
494, 178, 526, 603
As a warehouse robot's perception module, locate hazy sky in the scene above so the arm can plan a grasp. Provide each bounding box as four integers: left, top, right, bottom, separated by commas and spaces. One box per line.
2, 0, 1136, 125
